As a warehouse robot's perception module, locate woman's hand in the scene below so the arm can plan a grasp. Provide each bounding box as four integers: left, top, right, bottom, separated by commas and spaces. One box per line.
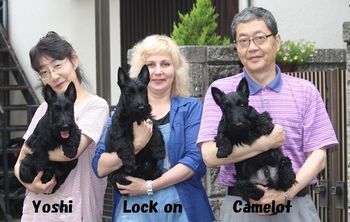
116, 176, 147, 196
133, 120, 153, 153
24, 171, 57, 194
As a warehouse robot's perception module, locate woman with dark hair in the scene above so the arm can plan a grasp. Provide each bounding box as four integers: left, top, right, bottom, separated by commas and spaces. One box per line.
14, 31, 109, 221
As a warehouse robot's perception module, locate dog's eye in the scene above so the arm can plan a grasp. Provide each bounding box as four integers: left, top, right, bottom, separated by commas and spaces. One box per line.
236, 100, 244, 107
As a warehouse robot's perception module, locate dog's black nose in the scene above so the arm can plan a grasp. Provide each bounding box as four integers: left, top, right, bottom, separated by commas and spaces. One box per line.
61, 124, 70, 130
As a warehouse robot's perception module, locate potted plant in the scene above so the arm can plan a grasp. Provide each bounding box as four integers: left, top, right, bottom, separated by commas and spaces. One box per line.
276, 39, 316, 72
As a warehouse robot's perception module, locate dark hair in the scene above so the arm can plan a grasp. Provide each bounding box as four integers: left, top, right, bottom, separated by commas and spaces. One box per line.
29, 31, 86, 84
231, 7, 278, 40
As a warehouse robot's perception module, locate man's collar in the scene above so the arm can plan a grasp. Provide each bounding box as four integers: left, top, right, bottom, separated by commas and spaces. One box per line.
242, 65, 282, 95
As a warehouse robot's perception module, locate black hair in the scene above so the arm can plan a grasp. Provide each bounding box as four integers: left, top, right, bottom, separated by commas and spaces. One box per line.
29, 31, 86, 84
231, 7, 278, 40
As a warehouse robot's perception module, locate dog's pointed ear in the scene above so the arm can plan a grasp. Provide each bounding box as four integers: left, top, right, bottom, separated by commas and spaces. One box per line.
44, 84, 56, 104
117, 67, 129, 88
138, 65, 150, 85
237, 77, 250, 98
64, 82, 77, 102
211, 86, 225, 107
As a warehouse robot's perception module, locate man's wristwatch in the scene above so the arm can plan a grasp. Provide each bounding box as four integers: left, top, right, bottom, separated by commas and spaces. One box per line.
145, 180, 153, 196
283, 191, 291, 204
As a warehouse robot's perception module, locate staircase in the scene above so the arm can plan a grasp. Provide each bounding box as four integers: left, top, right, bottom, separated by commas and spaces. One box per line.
0, 24, 39, 221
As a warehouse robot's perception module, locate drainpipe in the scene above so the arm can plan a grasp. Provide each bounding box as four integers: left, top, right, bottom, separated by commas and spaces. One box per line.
95, 0, 111, 105
2, 0, 8, 31
247, 0, 252, 7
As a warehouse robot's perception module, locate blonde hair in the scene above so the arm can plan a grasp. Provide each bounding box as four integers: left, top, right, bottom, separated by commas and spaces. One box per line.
129, 34, 191, 97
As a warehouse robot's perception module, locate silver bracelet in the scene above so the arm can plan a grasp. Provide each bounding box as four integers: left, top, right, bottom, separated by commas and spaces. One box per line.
145, 180, 153, 196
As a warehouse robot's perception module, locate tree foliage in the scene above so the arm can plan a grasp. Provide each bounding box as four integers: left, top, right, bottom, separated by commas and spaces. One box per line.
171, 0, 230, 46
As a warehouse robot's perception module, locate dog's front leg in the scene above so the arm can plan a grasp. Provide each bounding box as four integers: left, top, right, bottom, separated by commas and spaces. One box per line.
32, 149, 49, 172
235, 180, 265, 202
109, 170, 130, 190
116, 139, 136, 174
257, 112, 274, 135
277, 156, 297, 191
215, 132, 233, 158
62, 143, 78, 159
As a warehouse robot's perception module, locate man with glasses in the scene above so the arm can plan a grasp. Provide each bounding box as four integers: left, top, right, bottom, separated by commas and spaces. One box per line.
197, 7, 337, 222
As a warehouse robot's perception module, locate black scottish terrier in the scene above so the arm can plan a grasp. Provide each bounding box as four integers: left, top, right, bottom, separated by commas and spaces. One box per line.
212, 77, 296, 202
19, 82, 81, 193
106, 65, 165, 189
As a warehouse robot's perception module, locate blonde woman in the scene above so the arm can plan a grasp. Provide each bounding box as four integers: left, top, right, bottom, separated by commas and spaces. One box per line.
92, 35, 214, 222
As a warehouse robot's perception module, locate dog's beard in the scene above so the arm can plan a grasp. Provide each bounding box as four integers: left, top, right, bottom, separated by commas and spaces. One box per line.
129, 105, 152, 122
229, 124, 250, 135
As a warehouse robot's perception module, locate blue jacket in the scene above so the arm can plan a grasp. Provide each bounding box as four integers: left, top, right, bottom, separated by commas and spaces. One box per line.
92, 96, 214, 222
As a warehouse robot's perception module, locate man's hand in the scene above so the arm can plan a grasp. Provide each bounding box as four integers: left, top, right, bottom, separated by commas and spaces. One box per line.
249, 185, 286, 215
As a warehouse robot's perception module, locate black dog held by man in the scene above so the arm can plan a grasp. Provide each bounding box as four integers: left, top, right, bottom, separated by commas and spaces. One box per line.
106, 65, 165, 189
212, 77, 296, 202
19, 82, 81, 193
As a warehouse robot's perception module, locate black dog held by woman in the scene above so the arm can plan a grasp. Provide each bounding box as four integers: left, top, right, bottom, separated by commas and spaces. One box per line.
19, 82, 81, 193
106, 65, 165, 189
212, 77, 296, 202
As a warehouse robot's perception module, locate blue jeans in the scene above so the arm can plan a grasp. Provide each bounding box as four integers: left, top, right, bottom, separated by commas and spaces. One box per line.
114, 186, 188, 222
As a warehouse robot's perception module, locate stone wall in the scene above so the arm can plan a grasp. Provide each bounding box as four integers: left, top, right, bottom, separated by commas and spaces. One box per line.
181, 45, 346, 98
343, 21, 350, 218
180, 45, 346, 220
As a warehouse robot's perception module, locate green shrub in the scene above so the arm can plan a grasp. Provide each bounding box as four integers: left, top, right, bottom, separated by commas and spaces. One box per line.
171, 0, 230, 46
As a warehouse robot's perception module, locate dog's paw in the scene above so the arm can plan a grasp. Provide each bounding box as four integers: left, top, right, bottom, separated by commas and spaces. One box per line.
41, 168, 55, 184
109, 172, 130, 189
63, 147, 78, 159
122, 158, 136, 174
35, 161, 46, 172
278, 157, 297, 190
216, 143, 232, 158
216, 149, 230, 158
249, 188, 265, 201
279, 156, 292, 168
215, 136, 233, 158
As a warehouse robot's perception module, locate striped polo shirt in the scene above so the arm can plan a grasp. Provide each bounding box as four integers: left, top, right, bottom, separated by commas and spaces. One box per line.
197, 66, 338, 187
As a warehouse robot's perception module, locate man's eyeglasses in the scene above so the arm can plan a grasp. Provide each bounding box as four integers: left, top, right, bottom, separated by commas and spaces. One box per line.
38, 58, 68, 80
234, 34, 274, 48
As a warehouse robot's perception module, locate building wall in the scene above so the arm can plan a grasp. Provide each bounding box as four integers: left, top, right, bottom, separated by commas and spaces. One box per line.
8, 0, 121, 103
110, 0, 121, 105
343, 21, 350, 218
7, 1, 350, 103
239, 0, 350, 49
7, 0, 350, 103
